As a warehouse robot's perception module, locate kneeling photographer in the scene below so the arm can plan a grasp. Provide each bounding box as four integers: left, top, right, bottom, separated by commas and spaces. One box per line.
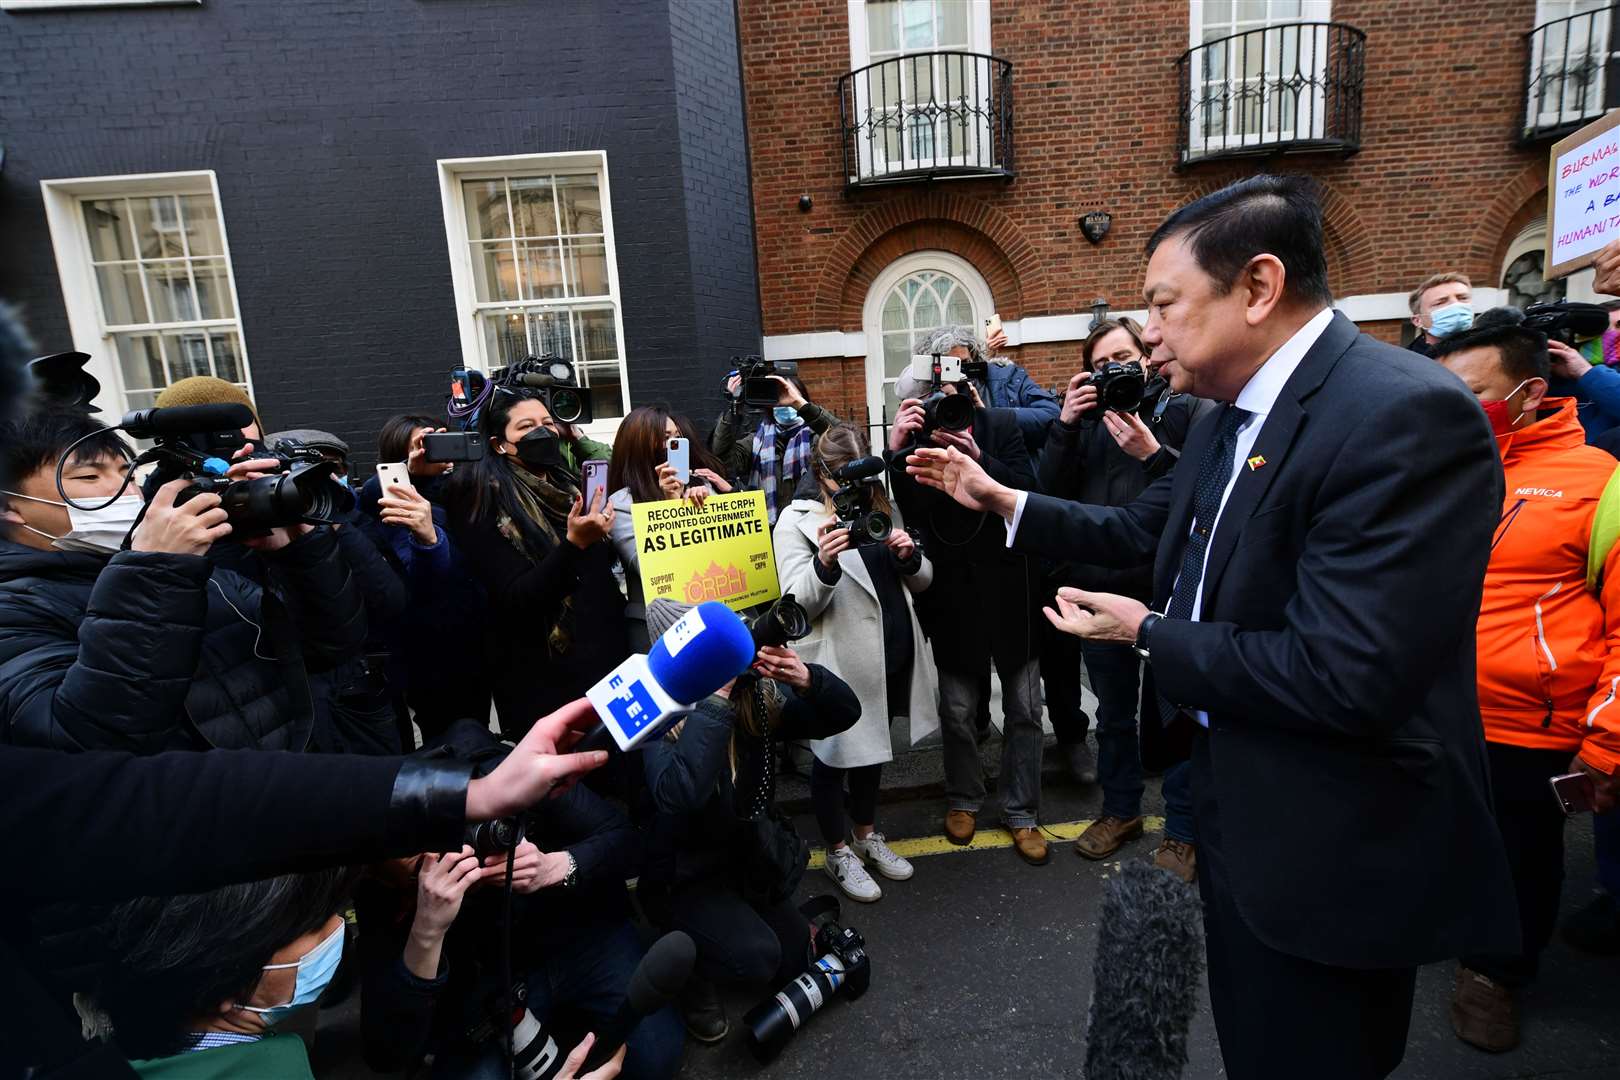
1037, 318, 1212, 874
773, 424, 939, 903
357, 722, 680, 1080
0, 406, 363, 753
636, 597, 859, 1042
711, 359, 842, 525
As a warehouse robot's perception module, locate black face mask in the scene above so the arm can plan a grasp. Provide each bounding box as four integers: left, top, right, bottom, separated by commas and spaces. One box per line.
513, 428, 563, 471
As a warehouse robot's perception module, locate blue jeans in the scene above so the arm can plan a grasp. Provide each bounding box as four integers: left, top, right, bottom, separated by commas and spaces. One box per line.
1162, 760, 1194, 843
433, 921, 685, 1080
1081, 641, 1143, 820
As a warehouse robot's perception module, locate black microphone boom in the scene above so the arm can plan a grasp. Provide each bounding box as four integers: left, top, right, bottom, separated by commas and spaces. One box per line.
580, 931, 696, 1072
1083, 860, 1204, 1080
122, 403, 253, 439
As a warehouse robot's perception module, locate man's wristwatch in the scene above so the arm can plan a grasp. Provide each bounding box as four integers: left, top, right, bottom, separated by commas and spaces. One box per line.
560, 851, 578, 888
1135, 612, 1165, 661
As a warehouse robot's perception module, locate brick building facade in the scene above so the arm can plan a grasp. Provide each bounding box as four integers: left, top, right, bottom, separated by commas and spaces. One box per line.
0, 0, 760, 459
739, 0, 1611, 426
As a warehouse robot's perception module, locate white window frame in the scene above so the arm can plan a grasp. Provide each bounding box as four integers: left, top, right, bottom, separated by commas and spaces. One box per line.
1185, 0, 1333, 159
845, 0, 994, 181
1528, 1, 1615, 133
2, 1, 200, 10
39, 170, 252, 425
860, 250, 993, 444
437, 150, 630, 439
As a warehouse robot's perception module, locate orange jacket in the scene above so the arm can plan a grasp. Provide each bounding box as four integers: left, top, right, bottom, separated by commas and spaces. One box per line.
1479, 397, 1620, 773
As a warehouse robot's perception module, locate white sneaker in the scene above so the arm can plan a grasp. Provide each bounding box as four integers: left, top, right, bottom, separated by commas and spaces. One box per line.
852, 831, 914, 881
824, 845, 882, 902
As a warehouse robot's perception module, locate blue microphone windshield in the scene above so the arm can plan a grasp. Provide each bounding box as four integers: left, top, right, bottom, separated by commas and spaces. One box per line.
647, 601, 756, 705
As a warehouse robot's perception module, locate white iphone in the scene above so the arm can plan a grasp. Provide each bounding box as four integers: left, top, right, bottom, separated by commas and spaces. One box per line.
666, 437, 691, 484
986, 313, 1003, 339
375, 461, 412, 493
582, 458, 609, 511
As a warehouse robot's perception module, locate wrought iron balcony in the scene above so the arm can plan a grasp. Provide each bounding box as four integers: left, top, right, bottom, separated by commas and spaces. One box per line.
1176, 22, 1365, 167
838, 51, 1013, 188
1523, 4, 1620, 143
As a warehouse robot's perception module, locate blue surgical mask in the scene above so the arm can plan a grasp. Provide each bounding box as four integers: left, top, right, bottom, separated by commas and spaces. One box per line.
772, 406, 800, 426
1428, 302, 1474, 338
236, 920, 344, 1026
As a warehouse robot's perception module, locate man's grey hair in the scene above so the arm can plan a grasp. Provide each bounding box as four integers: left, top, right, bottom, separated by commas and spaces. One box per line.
915, 325, 985, 363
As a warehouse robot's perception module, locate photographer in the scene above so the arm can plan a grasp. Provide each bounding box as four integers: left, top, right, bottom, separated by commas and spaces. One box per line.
711, 368, 841, 525
357, 721, 680, 1079
942, 324, 1061, 451
0, 408, 364, 753
1543, 332, 1620, 443
637, 599, 859, 1041
885, 348, 1049, 865
773, 424, 938, 903
446, 389, 625, 738
1038, 318, 1212, 876
359, 414, 490, 744
608, 404, 733, 650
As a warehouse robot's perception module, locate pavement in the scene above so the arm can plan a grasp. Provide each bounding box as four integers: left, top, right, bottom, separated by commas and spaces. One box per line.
311, 727, 1620, 1079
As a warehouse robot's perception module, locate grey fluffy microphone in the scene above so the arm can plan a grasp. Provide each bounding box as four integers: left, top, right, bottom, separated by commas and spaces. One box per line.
1083, 860, 1205, 1080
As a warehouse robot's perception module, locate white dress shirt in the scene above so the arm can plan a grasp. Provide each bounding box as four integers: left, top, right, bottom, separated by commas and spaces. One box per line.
1006, 307, 1336, 725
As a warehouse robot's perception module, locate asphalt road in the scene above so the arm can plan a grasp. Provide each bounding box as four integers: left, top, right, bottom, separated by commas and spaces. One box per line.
314, 764, 1620, 1079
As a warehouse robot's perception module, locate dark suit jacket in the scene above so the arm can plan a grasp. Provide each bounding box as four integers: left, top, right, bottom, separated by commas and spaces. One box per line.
1015, 312, 1518, 969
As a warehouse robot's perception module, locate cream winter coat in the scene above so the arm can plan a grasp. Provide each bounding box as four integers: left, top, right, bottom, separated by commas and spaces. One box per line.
773, 496, 941, 768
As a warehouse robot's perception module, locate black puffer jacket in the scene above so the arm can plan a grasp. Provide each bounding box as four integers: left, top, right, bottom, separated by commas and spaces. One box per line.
0, 528, 366, 753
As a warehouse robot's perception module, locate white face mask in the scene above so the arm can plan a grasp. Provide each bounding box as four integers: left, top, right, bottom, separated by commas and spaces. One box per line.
1, 491, 143, 555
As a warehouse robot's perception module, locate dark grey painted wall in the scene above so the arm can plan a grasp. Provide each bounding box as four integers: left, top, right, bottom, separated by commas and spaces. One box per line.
0, 0, 761, 461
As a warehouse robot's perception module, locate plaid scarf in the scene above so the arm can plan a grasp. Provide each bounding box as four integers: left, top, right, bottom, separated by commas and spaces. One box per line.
750, 418, 813, 525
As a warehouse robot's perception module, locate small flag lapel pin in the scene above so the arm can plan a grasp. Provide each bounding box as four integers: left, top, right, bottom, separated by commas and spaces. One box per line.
1246, 454, 1267, 471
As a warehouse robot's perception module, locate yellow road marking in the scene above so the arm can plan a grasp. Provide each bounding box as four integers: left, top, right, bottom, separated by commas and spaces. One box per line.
810, 816, 1166, 870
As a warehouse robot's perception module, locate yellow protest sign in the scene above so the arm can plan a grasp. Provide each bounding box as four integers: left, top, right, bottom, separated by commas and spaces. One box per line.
632, 490, 780, 612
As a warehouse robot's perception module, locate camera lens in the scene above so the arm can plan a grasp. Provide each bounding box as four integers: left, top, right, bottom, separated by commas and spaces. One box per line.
548, 387, 585, 424
859, 510, 892, 544
748, 594, 811, 649
934, 392, 974, 432
1103, 374, 1145, 413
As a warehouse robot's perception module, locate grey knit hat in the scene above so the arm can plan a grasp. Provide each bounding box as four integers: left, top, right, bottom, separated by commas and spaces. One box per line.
645, 597, 697, 642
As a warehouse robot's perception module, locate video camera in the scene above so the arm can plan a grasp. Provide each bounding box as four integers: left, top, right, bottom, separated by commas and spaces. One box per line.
729, 356, 800, 409
829, 455, 892, 547
908, 354, 974, 437
117, 404, 354, 536
744, 895, 870, 1063
449, 355, 592, 428
1522, 301, 1612, 347
1082, 359, 1147, 413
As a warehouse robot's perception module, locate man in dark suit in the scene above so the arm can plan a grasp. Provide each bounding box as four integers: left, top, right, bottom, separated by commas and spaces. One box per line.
886, 359, 1049, 866
906, 175, 1518, 1079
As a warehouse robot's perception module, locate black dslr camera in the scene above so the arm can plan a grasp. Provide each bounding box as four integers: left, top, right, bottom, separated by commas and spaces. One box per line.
122, 404, 354, 537
493, 355, 593, 425
830, 455, 892, 546
743, 593, 812, 649
463, 815, 524, 859
730, 355, 800, 408
1522, 301, 1611, 347
744, 895, 870, 1063
913, 354, 974, 436
1083, 359, 1147, 413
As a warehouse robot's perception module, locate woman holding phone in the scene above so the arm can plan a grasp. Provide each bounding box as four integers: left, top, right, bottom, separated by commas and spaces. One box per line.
445, 389, 625, 737
606, 404, 732, 650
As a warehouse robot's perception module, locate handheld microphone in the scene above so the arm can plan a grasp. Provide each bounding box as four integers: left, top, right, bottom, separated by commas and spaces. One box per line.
580, 931, 696, 1072
121, 403, 254, 439
1083, 860, 1204, 1080
581, 601, 756, 752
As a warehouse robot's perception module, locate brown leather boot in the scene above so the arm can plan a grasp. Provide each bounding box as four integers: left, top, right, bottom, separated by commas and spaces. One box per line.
1073, 815, 1144, 860
1011, 826, 1049, 865
1450, 966, 1518, 1052
1152, 837, 1197, 883
944, 809, 976, 846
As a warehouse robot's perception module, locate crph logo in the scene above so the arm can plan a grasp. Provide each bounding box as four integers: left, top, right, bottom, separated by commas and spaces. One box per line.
1515, 487, 1565, 498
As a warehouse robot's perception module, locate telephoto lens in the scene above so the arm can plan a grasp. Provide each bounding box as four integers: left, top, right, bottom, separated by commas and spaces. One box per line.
743, 895, 870, 1064
745, 593, 812, 649
922, 389, 974, 433
178, 460, 355, 536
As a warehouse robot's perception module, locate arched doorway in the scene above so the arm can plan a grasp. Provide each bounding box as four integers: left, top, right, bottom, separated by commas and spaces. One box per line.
1500, 218, 1566, 308
861, 251, 994, 437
